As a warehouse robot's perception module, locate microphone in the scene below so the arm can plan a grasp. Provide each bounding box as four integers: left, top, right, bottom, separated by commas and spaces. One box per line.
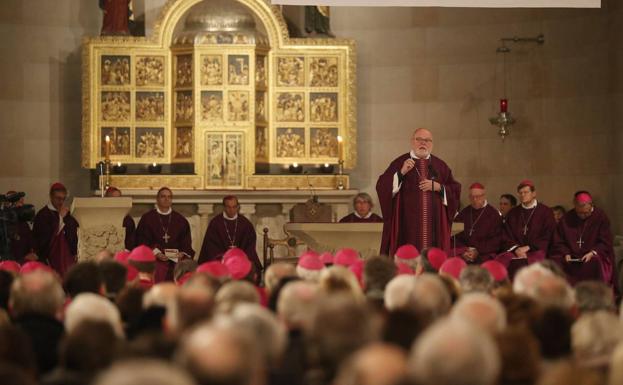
304, 171, 318, 203
427, 163, 438, 180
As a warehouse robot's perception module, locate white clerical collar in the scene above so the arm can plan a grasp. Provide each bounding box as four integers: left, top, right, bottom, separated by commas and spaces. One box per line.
521, 200, 538, 209
409, 150, 431, 160
223, 213, 238, 221
471, 201, 488, 210
354, 211, 373, 219
47, 203, 58, 212
155, 206, 172, 215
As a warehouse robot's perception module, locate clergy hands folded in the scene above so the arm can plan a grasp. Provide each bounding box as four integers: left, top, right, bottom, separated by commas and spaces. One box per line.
581, 251, 594, 263
155, 252, 168, 262
514, 246, 530, 259
59, 206, 70, 218
24, 252, 38, 261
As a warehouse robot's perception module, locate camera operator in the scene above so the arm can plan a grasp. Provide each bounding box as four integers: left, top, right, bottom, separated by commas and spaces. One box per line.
5, 190, 36, 263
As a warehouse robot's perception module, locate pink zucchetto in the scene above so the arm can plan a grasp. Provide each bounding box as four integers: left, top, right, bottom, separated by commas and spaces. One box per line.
395, 244, 419, 260
576, 192, 593, 204
0, 260, 21, 274
349, 259, 365, 286
298, 252, 324, 271
224, 256, 252, 280
223, 247, 247, 262
517, 179, 535, 190
128, 245, 156, 263
426, 248, 447, 271
469, 182, 485, 190
439, 257, 467, 279
319, 252, 334, 265
334, 248, 359, 267
20, 261, 53, 275
197, 261, 231, 278
125, 264, 139, 282
176, 272, 194, 286
114, 250, 131, 263
481, 260, 509, 282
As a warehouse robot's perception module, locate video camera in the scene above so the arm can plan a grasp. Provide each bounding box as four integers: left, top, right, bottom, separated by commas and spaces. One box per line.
1, 191, 35, 260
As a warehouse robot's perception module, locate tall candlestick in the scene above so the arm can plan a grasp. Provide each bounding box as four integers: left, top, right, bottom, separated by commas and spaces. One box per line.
105, 135, 111, 159
337, 135, 344, 161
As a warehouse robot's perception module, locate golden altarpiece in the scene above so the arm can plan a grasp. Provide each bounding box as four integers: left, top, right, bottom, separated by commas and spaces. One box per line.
82, 0, 356, 191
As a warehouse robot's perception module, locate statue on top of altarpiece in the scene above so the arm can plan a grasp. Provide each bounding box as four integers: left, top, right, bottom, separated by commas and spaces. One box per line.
99, 0, 131, 36
305, 6, 334, 37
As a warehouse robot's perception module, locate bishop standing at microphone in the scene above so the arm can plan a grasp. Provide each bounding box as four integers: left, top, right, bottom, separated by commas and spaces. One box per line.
376, 128, 461, 256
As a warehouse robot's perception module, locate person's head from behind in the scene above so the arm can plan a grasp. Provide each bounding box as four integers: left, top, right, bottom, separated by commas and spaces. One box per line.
65, 293, 124, 339
98, 261, 128, 300
459, 265, 493, 294
575, 280, 615, 315
9, 270, 64, 319
363, 255, 396, 294
93, 359, 198, 385
334, 343, 408, 385
60, 320, 119, 375
277, 280, 319, 332
450, 293, 507, 335
64, 261, 104, 298
264, 263, 296, 296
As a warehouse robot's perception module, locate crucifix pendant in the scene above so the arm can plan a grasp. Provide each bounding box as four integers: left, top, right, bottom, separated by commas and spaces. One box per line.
228, 244, 236, 249
576, 238, 584, 248
163, 232, 170, 243
523, 226, 528, 235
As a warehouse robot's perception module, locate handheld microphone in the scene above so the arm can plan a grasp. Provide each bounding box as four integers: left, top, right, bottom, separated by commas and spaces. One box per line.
427, 163, 438, 180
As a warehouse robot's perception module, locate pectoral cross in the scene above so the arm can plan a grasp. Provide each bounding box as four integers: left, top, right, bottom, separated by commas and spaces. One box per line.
163, 232, 170, 244
576, 238, 584, 248
523, 225, 528, 235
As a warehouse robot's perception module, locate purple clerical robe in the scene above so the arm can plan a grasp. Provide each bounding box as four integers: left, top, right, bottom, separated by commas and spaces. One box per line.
10, 221, 34, 263
339, 213, 383, 223
376, 153, 461, 256
123, 214, 136, 250
496, 202, 556, 279
135, 209, 194, 283
550, 207, 614, 286
32, 206, 78, 277
198, 213, 261, 271
452, 203, 502, 263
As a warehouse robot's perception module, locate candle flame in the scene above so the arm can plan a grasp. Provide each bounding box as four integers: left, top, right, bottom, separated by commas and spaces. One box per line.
337, 135, 343, 143
117, 162, 121, 167
293, 163, 298, 168
152, 162, 157, 167
105, 135, 110, 143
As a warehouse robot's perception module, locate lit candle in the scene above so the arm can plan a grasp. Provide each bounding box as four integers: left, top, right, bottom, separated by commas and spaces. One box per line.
292, 162, 298, 168
324, 163, 329, 167
105, 135, 111, 158
337, 135, 344, 161
117, 162, 121, 167
500, 99, 508, 113
152, 162, 157, 167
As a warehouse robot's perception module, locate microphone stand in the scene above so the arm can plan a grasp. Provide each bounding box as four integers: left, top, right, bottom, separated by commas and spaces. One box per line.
428, 163, 437, 248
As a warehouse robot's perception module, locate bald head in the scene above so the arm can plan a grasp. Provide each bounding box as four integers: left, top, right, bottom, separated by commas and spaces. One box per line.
335, 343, 408, 385
411, 128, 433, 158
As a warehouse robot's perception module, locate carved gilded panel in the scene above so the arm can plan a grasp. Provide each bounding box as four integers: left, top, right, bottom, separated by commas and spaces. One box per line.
174, 126, 193, 160
227, 91, 249, 121
276, 127, 305, 158
310, 92, 338, 122
135, 127, 165, 159
135, 92, 165, 121
100, 127, 131, 157
310, 127, 338, 158
275, 92, 304, 122
101, 91, 131, 122
227, 55, 250, 85
101, 55, 131, 86
276, 56, 305, 87
136, 56, 165, 87
200, 55, 223, 86
200, 91, 224, 121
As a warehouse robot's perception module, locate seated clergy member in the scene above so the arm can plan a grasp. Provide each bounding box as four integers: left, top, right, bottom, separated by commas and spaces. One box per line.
135, 187, 194, 283
32, 182, 79, 277
451, 183, 502, 264
339, 192, 383, 223
550, 192, 614, 286
499, 194, 517, 223
198, 195, 261, 273
495, 180, 556, 279
105, 186, 136, 250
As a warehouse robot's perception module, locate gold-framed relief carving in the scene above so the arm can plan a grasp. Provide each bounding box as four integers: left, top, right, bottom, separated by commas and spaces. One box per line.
175, 91, 193, 122
224, 134, 243, 186
135, 56, 165, 87
256, 55, 267, 87
228, 55, 250, 85
310, 92, 338, 122
101, 55, 131, 86
227, 91, 249, 121
135, 92, 165, 121
276, 56, 305, 87
201, 91, 224, 121
276, 127, 305, 158
255, 91, 266, 122
100, 127, 131, 157
205, 132, 244, 188
101, 91, 131, 122
276, 92, 304, 122
255, 126, 268, 161
310, 127, 338, 158
175, 54, 193, 87
135, 127, 165, 159
200, 55, 223, 86
310, 57, 338, 87
174, 127, 193, 160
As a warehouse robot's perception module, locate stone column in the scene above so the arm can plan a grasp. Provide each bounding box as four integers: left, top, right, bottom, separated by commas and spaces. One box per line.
197, 204, 215, 247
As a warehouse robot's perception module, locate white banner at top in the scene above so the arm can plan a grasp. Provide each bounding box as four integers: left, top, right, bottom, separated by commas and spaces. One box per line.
271, 0, 600, 7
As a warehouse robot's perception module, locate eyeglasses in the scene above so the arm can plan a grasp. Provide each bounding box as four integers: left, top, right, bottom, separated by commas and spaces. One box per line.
414, 137, 433, 144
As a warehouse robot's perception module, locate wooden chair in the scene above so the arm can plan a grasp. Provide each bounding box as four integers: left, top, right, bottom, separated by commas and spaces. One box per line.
262, 226, 306, 271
